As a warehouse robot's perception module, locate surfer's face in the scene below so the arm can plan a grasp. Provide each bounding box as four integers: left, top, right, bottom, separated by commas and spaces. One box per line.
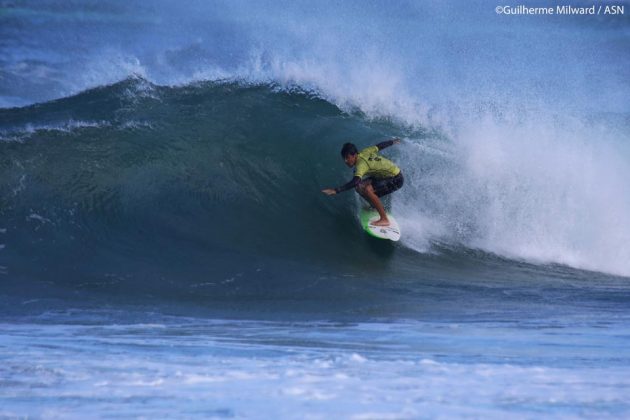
344, 153, 357, 167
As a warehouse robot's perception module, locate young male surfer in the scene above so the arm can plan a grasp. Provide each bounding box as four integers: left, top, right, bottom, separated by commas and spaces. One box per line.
322, 138, 403, 226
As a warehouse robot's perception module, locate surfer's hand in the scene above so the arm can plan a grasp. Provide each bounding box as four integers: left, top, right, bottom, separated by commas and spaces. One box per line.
392, 138, 401, 144
321, 188, 336, 196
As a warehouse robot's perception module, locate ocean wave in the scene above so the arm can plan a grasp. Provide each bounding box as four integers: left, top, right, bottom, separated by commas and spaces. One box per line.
0, 79, 628, 306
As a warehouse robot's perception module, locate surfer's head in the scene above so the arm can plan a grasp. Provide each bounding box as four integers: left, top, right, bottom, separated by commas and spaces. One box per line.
341, 143, 358, 167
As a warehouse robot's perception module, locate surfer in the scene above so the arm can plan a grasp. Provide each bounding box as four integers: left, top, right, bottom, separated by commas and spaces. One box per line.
322, 138, 404, 226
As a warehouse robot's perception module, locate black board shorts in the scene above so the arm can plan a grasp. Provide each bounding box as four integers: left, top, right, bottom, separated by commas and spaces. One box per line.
368, 172, 404, 197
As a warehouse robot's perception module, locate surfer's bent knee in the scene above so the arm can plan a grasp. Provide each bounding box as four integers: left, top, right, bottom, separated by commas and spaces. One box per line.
355, 181, 373, 196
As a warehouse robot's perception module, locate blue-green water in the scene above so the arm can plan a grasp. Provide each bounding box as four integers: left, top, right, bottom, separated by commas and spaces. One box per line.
1, 1, 629, 417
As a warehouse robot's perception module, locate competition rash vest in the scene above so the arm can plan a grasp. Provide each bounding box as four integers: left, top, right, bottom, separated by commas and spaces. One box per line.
335, 140, 401, 193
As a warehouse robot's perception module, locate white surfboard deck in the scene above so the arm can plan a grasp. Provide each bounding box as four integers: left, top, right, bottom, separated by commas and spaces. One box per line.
359, 208, 401, 241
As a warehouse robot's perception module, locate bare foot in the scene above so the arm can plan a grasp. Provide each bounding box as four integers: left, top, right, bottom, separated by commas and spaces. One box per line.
371, 218, 390, 227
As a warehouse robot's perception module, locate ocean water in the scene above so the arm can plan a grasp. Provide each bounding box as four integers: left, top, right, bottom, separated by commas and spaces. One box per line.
1, 0, 629, 418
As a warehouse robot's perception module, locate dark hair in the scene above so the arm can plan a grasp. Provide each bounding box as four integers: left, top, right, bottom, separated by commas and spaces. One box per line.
340, 142, 358, 158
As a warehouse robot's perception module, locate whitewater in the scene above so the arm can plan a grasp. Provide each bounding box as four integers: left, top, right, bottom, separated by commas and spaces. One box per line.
1, 1, 629, 418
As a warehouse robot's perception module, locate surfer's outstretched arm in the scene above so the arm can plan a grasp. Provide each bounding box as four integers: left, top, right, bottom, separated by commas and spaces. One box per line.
375, 138, 401, 151
334, 176, 361, 194
321, 176, 361, 196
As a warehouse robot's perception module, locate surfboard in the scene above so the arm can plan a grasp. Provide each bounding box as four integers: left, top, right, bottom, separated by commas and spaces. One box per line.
359, 208, 401, 241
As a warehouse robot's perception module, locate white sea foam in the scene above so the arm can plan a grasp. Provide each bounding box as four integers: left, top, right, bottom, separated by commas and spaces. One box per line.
0, 120, 110, 142
1, 318, 629, 418
118, 120, 154, 130
396, 113, 630, 277
0, 118, 152, 140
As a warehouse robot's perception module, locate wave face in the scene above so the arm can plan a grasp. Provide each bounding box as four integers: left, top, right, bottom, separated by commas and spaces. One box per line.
1, 1, 629, 304
1, 79, 629, 299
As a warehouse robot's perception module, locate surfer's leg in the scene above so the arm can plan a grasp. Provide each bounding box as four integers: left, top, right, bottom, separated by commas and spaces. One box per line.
356, 182, 389, 226
356, 179, 374, 208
